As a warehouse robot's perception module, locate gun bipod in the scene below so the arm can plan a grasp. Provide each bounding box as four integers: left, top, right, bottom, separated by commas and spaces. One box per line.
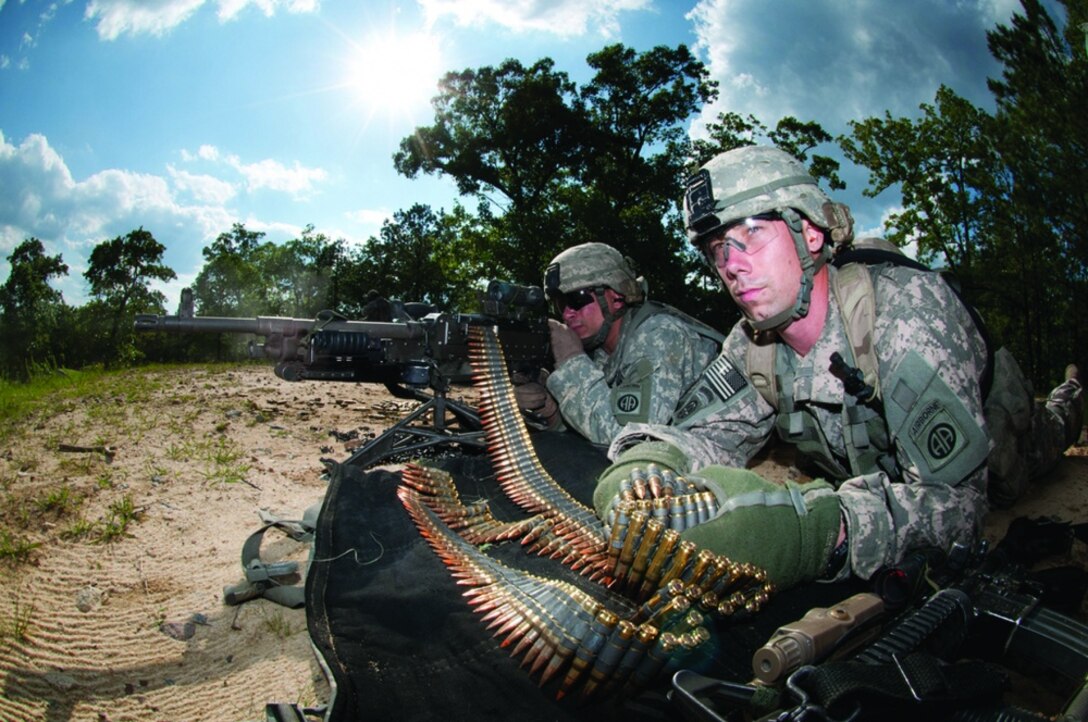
340, 384, 485, 469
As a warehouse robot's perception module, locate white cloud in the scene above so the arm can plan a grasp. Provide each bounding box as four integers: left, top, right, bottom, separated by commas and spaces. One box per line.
181, 144, 220, 162
419, 0, 651, 38
168, 165, 238, 204
84, 0, 320, 41
0, 132, 335, 307
84, 0, 206, 40
687, 0, 1008, 141
345, 208, 391, 231
0, 131, 235, 306
684, 0, 1031, 233
179, 144, 328, 199
224, 155, 327, 198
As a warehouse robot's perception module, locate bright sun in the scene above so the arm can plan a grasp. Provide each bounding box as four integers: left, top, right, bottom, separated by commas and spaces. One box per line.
345, 32, 444, 121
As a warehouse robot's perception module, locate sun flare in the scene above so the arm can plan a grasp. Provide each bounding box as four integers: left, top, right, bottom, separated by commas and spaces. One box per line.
345, 31, 444, 121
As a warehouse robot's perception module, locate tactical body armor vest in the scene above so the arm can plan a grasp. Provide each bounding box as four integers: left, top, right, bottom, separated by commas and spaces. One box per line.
745, 239, 1002, 482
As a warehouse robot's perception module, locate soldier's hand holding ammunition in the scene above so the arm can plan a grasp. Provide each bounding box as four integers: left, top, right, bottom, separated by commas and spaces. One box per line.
594, 442, 844, 590
675, 469, 843, 590
548, 319, 584, 366
593, 441, 692, 516
513, 371, 560, 429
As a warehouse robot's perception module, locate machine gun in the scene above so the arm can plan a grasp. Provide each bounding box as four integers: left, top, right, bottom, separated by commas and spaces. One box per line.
135, 280, 550, 468
670, 516, 1088, 721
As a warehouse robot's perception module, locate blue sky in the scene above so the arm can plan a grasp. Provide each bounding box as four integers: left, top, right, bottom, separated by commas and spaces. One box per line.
0, 0, 1051, 311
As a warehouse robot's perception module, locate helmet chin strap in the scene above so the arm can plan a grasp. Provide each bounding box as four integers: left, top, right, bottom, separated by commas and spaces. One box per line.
748, 209, 828, 334
583, 288, 627, 351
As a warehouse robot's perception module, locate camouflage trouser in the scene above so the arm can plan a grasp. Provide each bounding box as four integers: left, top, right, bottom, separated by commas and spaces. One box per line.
985, 350, 1084, 507
1030, 375, 1084, 471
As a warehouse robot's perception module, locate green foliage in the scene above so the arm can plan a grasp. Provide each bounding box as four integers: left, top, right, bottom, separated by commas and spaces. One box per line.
191, 224, 268, 317
96, 494, 139, 543
393, 43, 721, 320
337, 204, 461, 311
840, 85, 996, 273
84, 227, 175, 367
0, 530, 41, 564
0, 238, 70, 380
839, 0, 1088, 385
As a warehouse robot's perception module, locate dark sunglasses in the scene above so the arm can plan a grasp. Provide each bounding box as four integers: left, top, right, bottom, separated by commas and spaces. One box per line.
550, 288, 596, 314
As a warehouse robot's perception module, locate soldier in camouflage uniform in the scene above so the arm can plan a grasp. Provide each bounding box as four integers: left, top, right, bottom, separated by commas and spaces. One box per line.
593, 146, 1083, 590
514, 242, 722, 446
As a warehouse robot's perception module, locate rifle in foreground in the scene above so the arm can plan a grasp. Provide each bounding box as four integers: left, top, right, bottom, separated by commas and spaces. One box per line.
671, 516, 1088, 721
135, 280, 550, 468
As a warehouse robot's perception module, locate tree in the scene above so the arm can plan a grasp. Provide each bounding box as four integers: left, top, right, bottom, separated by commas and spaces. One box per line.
395, 57, 586, 284
84, 227, 176, 362
840, 86, 996, 274
0, 238, 69, 378
340, 204, 462, 312
262, 225, 346, 316
983, 0, 1088, 382
839, 0, 1088, 386
693, 112, 844, 189
572, 44, 717, 306
191, 224, 267, 316
394, 44, 719, 319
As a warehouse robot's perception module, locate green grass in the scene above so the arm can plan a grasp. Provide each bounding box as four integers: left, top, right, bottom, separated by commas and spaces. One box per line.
1, 595, 34, 644
0, 362, 250, 556
60, 517, 96, 541
201, 436, 252, 485
0, 530, 41, 564
0, 362, 241, 436
96, 494, 140, 543
34, 485, 82, 516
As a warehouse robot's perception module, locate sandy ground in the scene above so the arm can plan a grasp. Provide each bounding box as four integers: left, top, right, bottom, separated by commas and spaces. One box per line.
0, 363, 1084, 722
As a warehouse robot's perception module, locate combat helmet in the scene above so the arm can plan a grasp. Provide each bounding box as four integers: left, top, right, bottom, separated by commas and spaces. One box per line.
544, 243, 645, 301
683, 146, 854, 332
543, 242, 646, 349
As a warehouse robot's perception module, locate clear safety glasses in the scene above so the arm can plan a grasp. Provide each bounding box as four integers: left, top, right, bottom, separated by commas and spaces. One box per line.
700, 214, 782, 268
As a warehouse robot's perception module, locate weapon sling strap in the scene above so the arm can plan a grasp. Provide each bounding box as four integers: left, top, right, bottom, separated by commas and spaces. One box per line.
791, 651, 1006, 714
224, 503, 321, 609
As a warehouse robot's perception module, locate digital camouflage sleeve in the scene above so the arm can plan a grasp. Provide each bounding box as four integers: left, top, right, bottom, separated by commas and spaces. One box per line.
546, 308, 720, 446
609, 266, 992, 579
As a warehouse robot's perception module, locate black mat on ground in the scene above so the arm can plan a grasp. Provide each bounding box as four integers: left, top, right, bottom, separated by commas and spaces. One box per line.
305, 431, 861, 722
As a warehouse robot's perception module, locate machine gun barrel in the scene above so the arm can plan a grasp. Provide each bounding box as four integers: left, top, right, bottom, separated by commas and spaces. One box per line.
133, 313, 424, 340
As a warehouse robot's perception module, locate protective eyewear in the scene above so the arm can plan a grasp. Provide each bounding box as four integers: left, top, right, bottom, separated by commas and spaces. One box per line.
549, 288, 596, 315
700, 214, 782, 268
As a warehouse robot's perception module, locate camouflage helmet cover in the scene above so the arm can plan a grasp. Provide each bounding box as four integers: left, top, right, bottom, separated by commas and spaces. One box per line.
684, 145, 853, 247
544, 242, 646, 302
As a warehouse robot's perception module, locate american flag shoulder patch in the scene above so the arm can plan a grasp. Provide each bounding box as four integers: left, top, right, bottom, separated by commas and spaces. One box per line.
673, 354, 749, 424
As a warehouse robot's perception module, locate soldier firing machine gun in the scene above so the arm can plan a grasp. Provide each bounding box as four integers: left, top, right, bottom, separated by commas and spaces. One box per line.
135, 280, 550, 469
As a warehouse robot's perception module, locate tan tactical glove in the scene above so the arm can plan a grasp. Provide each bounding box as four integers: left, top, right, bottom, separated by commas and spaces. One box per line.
513, 371, 560, 429
549, 319, 584, 366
